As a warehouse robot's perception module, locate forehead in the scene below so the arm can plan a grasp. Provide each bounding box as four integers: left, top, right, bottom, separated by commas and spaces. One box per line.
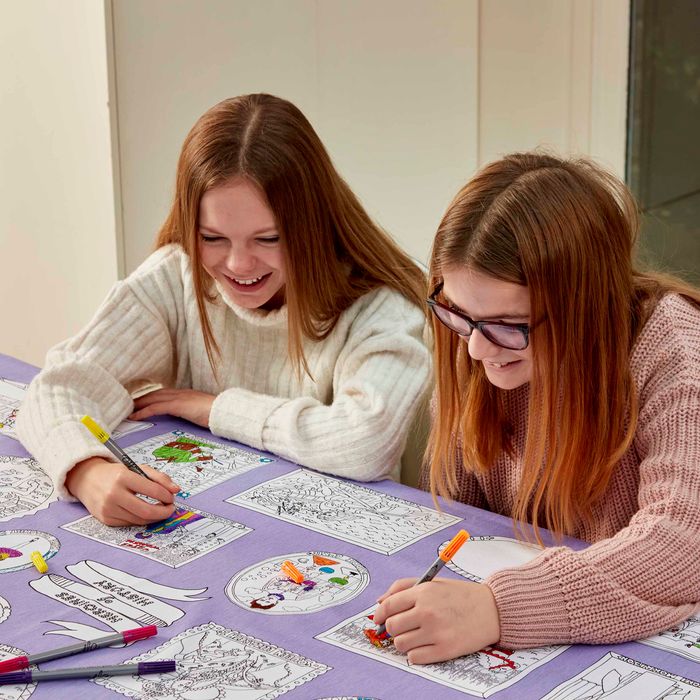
198, 178, 275, 229
442, 266, 530, 318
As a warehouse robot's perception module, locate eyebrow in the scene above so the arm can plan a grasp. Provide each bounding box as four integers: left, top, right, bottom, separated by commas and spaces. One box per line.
198, 225, 279, 236
441, 292, 529, 321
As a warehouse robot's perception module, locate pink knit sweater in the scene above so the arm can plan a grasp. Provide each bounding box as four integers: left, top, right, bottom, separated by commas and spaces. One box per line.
423, 294, 700, 648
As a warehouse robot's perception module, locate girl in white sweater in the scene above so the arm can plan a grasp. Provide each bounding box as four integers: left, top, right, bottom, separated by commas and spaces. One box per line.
17, 94, 431, 526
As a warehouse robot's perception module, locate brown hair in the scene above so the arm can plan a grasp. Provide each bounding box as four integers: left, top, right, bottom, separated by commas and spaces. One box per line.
156, 94, 425, 375
428, 152, 700, 542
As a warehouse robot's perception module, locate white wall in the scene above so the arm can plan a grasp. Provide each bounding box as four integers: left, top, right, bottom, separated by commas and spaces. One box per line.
0, 0, 118, 366
111, 0, 478, 273
1, 0, 630, 366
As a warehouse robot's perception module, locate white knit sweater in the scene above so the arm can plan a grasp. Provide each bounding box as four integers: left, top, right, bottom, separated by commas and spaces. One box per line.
17, 245, 431, 498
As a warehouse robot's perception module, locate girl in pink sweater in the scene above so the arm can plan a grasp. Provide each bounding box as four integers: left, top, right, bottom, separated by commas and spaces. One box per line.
374, 152, 700, 662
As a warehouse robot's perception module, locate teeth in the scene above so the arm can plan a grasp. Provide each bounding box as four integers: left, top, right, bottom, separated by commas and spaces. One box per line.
231, 276, 263, 285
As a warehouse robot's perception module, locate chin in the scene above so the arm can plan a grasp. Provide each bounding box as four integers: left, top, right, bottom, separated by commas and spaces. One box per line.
484, 371, 530, 391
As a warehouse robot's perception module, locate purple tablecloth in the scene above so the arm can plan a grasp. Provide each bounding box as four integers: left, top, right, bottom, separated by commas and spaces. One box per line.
1, 353, 698, 699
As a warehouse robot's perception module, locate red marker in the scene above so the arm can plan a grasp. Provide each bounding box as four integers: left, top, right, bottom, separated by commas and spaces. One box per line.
0, 626, 157, 673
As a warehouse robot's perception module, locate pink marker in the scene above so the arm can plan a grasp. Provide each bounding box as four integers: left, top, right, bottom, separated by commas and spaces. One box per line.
0, 625, 157, 673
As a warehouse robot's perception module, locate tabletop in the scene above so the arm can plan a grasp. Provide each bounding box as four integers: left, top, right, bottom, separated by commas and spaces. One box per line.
1, 352, 699, 699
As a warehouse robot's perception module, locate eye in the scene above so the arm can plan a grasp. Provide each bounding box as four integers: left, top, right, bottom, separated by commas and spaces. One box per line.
200, 233, 223, 243
256, 236, 280, 245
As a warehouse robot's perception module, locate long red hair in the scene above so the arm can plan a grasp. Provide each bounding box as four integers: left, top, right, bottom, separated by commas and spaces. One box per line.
428, 152, 700, 541
156, 94, 426, 375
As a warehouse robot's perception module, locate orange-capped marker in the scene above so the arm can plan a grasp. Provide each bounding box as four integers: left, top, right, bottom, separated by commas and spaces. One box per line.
280, 560, 304, 584
373, 529, 470, 637
440, 529, 470, 563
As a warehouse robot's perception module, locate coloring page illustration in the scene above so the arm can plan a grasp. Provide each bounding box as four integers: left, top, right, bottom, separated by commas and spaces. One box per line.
125, 429, 273, 498
317, 606, 567, 697
641, 614, 700, 663
0, 456, 56, 522
539, 651, 700, 699
226, 551, 370, 614
62, 505, 251, 567
94, 621, 330, 699
0, 644, 35, 700
0, 530, 59, 574
30, 559, 208, 640
0, 376, 152, 441
441, 535, 542, 582
229, 470, 461, 555
0, 596, 9, 625
0, 378, 25, 440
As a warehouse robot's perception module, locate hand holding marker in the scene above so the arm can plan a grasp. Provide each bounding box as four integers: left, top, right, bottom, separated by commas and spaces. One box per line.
369, 529, 470, 645
81, 415, 153, 481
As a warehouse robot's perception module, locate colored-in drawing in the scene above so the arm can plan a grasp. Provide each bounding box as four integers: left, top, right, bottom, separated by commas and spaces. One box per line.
441, 535, 542, 582
226, 551, 370, 615
539, 651, 700, 699
317, 605, 567, 697
93, 621, 330, 699
0, 455, 56, 522
61, 506, 251, 568
641, 614, 700, 663
0, 643, 35, 699
228, 469, 461, 555
0, 376, 151, 441
125, 429, 273, 498
0, 530, 59, 574
30, 559, 208, 641
0, 377, 26, 440
0, 595, 9, 625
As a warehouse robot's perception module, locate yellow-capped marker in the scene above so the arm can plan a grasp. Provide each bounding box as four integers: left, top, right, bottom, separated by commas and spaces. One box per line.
31, 551, 48, 574
81, 415, 153, 481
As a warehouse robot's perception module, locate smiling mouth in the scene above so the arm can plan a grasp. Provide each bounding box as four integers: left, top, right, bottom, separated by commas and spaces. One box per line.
485, 360, 520, 368
224, 273, 271, 290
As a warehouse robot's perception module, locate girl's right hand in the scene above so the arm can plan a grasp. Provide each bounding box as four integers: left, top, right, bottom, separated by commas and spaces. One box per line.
65, 457, 180, 526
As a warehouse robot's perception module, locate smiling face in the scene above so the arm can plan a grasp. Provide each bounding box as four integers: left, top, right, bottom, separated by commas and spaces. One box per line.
442, 266, 533, 390
198, 178, 286, 310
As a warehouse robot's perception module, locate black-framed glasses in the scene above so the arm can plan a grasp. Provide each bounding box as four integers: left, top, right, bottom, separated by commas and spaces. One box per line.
427, 282, 534, 350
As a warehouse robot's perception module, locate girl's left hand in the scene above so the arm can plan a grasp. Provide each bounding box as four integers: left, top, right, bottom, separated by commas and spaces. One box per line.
373, 578, 501, 664
130, 389, 215, 427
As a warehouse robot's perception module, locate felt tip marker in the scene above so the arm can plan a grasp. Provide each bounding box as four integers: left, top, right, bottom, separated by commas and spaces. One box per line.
375, 529, 470, 636
0, 626, 158, 673
0, 660, 176, 685
81, 415, 153, 481
280, 560, 305, 584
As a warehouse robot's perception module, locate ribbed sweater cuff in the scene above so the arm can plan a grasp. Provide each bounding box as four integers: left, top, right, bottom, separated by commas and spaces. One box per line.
40, 421, 116, 501
210, 388, 286, 450
486, 555, 573, 648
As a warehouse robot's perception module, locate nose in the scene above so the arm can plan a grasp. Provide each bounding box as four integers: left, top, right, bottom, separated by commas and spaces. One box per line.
467, 328, 500, 361
226, 245, 256, 274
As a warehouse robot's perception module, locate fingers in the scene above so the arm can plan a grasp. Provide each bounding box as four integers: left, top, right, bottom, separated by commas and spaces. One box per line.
377, 577, 418, 603
139, 463, 181, 495
373, 579, 419, 625
123, 469, 178, 505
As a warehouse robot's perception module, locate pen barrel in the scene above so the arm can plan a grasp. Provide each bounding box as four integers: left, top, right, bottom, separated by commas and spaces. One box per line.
415, 558, 445, 585
30, 635, 121, 664
104, 439, 141, 471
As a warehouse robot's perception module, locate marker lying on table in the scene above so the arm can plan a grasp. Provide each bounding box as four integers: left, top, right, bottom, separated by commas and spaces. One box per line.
0, 660, 176, 685
0, 626, 157, 673
370, 529, 470, 643
81, 415, 153, 482
281, 560, 305, 584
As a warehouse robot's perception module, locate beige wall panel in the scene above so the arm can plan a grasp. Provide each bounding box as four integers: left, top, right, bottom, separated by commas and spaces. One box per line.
112, 0, 318, 272
315, 0, 478, 263
0, 0, 117, 365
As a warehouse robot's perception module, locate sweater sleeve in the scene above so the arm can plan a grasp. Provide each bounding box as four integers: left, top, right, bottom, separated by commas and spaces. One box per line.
208, 289, 431, 482
16, 271, 177, 499
485, 375, 700, 648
